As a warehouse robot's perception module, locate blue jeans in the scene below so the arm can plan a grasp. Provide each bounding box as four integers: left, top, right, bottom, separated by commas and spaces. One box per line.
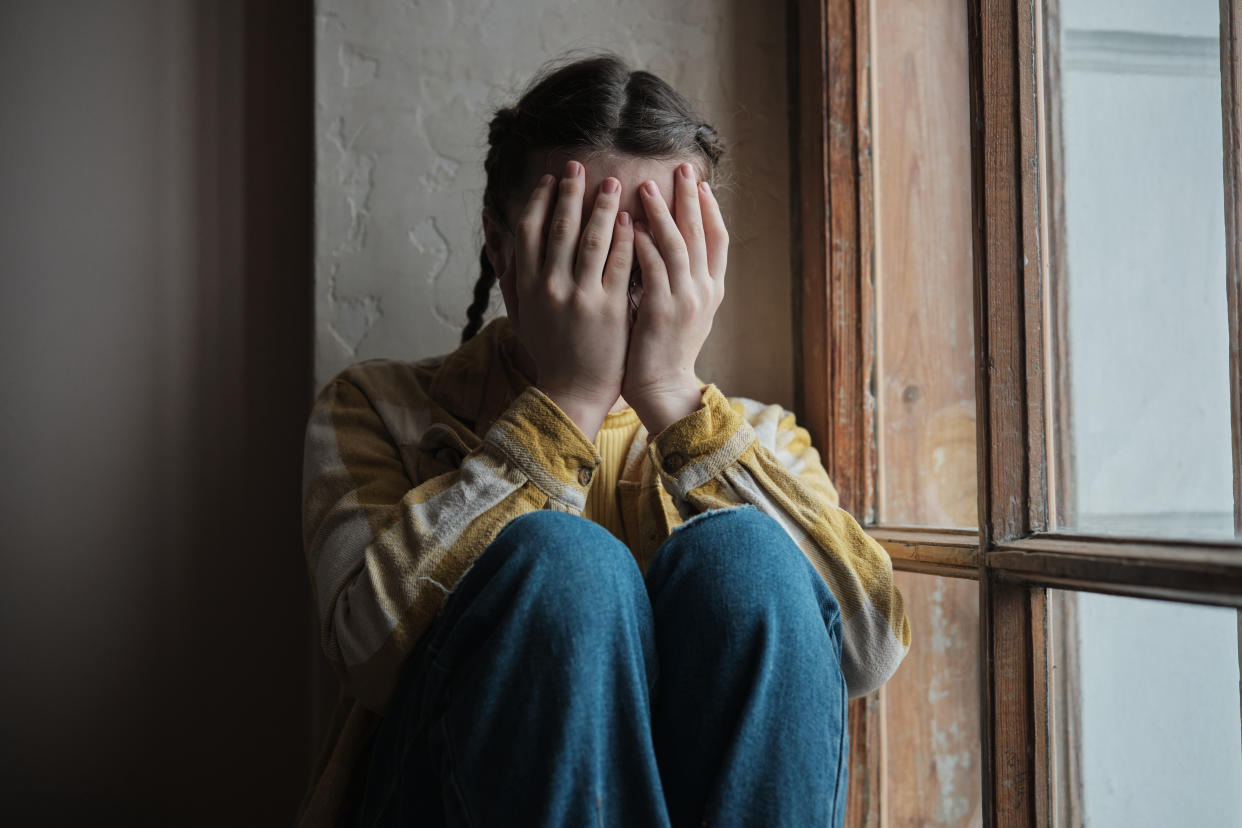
348, 504, 849, 827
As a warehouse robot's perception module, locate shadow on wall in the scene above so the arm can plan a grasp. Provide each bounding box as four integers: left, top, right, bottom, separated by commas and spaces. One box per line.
701, 0, 797, 411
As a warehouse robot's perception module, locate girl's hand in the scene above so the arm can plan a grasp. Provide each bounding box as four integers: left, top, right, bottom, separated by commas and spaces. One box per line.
511, 160, 635, 437
623, 162, 729, 436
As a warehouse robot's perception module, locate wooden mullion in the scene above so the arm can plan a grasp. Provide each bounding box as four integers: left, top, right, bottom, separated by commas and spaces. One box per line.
845, 684, 883, 828
891, 557, 981, 580
968, 0, 1039, 823
826, 0, 865, 521
793, 1, 881, 825
793, 0, 866, 522
969, 0, 1032, 546
1019, 0, 1048, 534
1029, 587, 1051, 827
987, 542, 1242, 608
1002, 531, 1242, 560
868, 526, 979, 545
826, 3, 880, 822
988, 571, 1242, 611
1221, 0, 1242, 537
980, 574, 1038, 826
868, 526, 978, 569
854, 0, 878, 528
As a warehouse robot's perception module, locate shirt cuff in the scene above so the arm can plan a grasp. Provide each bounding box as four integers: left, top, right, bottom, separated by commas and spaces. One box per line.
484, 385, 603, 512
646, 383, 756, 501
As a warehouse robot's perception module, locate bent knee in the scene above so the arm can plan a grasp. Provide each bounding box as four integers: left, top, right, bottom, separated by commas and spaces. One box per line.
667, 505, 810, 581
490, 509, 644, 620
657, 505, 835, 618
496, 510, 630, 569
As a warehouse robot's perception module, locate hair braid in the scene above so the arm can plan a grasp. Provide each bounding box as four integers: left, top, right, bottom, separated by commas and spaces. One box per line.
695, 123, 725, 168
461, 247, 498, 344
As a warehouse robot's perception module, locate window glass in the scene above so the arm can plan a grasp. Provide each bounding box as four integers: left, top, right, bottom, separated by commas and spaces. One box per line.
1047, 590, 1242, 825
1044, 0, 1236, 539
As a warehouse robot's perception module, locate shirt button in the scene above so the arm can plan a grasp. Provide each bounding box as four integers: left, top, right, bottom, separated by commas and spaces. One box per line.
663, 453, 686, 473
578, 466, 593, 486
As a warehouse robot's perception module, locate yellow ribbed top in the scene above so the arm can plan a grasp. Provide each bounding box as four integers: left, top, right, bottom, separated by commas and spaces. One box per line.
583, 406, 643, 545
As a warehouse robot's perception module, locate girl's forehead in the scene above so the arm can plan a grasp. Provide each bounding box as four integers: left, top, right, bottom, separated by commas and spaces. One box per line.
536, 149, 685, 188
515, 149, 691, 222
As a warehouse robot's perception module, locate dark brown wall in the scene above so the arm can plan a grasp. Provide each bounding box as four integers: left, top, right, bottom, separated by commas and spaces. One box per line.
0, 2, 314, 823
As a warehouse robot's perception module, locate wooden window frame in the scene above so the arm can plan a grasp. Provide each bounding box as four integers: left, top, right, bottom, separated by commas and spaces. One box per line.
791, 0, 1242, 824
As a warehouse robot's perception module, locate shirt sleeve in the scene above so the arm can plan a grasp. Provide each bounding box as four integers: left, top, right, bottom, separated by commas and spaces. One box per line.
645, 383, 911, 698
302, 376, 603, 711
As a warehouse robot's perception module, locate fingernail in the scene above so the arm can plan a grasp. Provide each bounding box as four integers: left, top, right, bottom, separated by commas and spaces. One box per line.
642, 180, 658, 197
635, 219, 648, 233
602, 177, 620, 194
617, 211, 631, 227
566, 160, 582, 178
679, 162, 694, 179
539, 173, 554, 187
699, 180, 711, 194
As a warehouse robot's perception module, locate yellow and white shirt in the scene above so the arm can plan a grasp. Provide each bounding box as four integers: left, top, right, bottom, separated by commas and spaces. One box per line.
297, 315, 910, 826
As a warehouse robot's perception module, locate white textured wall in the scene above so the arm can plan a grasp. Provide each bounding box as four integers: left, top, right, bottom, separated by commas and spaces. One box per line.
315, 0, 793, 410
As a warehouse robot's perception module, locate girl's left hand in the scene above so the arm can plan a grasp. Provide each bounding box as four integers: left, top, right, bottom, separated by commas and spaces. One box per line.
623, 162, 729, 436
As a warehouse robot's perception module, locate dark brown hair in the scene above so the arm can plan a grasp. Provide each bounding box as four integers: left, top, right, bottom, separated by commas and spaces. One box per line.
461, 53, 725, 343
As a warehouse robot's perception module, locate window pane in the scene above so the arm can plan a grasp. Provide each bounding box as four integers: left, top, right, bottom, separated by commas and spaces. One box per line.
1044, 0, 1237, 539
1048, 590, 1242, 825
873, 0, 978, 529
884, 572, 982, 826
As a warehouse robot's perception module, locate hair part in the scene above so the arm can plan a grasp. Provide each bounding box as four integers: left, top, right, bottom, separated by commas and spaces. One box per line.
461, 53, 725, 343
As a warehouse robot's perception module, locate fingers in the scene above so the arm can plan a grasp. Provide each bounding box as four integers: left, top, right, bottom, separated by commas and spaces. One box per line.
576, 176, 621, 284
638, 178, 692, 293
633, 220, 669, 300
516, 173, 556, 291
672, 162, 708, 277
699, 179, 729, 282
602, 211, 634, 296
544, 160, 586, 285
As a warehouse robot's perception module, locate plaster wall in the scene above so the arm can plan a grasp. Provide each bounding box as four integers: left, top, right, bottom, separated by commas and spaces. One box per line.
314, 0, 794, 410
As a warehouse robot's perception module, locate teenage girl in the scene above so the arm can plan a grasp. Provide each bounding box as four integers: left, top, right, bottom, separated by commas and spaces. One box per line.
299, 53, 910, 828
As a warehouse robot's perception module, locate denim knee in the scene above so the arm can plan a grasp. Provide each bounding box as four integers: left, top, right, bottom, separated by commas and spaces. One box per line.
487, 509, 647, 640
650, 505, 842, 632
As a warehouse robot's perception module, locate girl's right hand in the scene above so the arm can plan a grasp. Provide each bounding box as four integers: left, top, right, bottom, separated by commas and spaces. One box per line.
512, 160, 634, 437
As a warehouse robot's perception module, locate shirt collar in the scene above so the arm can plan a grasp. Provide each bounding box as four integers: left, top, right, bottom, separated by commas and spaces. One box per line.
427, 316, 533, 431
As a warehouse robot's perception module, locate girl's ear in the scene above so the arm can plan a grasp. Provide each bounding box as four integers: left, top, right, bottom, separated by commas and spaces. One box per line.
482, 207, 511, 276
483, 206, 520, 325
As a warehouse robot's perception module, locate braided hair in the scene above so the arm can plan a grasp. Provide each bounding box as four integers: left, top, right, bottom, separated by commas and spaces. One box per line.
461, 53, 725, 343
